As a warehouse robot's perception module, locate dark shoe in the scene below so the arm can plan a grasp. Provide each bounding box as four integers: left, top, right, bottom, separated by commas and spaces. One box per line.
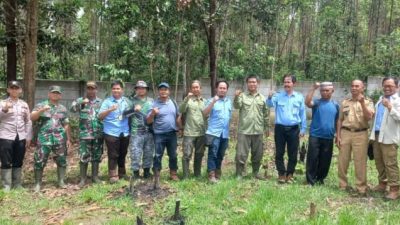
385, 186, 399, 200
208, 171, 218, 183
34, 169, 43, 193
153, 170, 160, 189
143, 168, 151, 179
11, 167, 23, 189
57, 167, 67, 189
133, 170, 140, 179
1, 169, 12, 192
236, 163, 244, 179
170, 170, 179, 181
91, 162, 102, 183
79, 163, 88, 188
278, 175, 286, 184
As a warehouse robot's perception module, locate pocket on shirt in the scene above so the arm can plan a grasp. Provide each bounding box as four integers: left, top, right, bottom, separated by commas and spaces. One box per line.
292, 103, 300, 115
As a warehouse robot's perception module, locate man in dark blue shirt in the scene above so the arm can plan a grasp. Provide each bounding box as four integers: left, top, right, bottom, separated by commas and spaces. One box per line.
305, 82, 339, 185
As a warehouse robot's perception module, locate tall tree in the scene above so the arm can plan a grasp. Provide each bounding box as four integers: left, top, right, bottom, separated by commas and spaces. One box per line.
4, 0, 17, 82
24, 0, 39, 108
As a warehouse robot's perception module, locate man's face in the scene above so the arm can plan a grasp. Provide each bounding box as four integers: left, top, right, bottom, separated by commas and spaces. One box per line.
283, 77, 294, 92
135, 87, 147, 96
158, 87, 170, 98
191, 83, 201, 96
320, 86, 334, 99
86, 87, 97, 98
247, 78, 259, 92
7, 86, 22, 98
382, 79, 398, 97
111, 84, 123, 98
48, 92, 62, 102
216, 82, 228, 98
350, 80, 364, 96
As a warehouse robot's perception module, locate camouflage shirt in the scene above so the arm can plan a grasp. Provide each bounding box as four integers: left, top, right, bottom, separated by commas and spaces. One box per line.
123, 96, 153, 135
33, 100, 69, 146
70, 97, 103, 139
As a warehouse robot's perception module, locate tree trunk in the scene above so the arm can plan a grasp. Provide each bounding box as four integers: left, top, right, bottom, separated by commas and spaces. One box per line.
206, 0, 217, 97
24, 0, 39, 109
4, 0, 17, 82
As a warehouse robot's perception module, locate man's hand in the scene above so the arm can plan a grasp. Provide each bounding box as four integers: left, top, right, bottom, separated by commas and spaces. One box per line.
134, 104, 142, 112
268, 91, 275, 99
235, 89, 242, 97
41, 105, 51, 112
382, 98, 392, 110
335, 136, 341, 149
110, 104, 119, 111
82, 98, 90, 104
213, 95, 219, 103
187, 92, 193, 98
357, 95, 365, 104
1, 101, 12, 113
25, 140, 31, 149
151, 107, 160, 116
313, 82, 320, 90
299, 133, 305, 138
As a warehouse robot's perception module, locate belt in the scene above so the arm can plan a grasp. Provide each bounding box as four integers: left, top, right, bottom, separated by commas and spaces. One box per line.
341, 127, 368, 132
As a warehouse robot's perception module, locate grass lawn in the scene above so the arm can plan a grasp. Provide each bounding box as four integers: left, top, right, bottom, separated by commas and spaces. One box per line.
0, 136, 399, 225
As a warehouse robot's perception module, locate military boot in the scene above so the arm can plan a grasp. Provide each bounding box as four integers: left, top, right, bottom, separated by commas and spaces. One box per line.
57, 167, 67, 188
34, 169, 43, 193
91, 162, 102, 183
153, 170, 160, 189
193, 154, 203, 177
143, 168, 152, 179
12, 167, 23, 189
182, 158, 190, 179
1, 169, 12, 192
79, 163, 88, 188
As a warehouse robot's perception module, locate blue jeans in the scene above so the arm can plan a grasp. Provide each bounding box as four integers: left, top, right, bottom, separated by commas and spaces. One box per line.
207, 134, 229, 172
153, 132, 178, 171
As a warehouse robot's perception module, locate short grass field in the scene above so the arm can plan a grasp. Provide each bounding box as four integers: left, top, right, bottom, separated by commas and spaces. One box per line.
0, 134, 399, 225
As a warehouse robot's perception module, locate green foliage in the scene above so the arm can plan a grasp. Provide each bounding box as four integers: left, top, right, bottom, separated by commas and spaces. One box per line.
94, 64, 130, 81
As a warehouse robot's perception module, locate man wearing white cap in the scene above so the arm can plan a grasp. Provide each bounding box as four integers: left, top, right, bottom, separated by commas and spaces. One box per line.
305, 82, 339, 185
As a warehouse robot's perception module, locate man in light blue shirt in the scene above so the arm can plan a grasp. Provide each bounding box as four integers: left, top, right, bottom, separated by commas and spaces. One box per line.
267, 74, 306, 184
203, 80, 232, 183
99, 80, 130, 183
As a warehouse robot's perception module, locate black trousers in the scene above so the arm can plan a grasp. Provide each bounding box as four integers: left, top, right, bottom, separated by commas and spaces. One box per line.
104, 133, 130, 176
274, 124, 300, 176
0, 135, 26, 169
305, 136, 334, 185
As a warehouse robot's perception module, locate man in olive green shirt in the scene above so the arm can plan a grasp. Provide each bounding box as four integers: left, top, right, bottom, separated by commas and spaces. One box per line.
179, 80, 206, 178
234, 75, 269, 179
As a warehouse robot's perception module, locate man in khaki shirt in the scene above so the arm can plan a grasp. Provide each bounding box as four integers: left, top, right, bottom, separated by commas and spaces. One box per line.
336, 80, 374, 196
234, 75, 269, 179
179, 80, 206, 178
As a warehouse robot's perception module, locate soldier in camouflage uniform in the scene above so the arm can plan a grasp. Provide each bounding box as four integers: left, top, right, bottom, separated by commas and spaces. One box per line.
123, 81, 154, 179
31, 86, 72, 192
70, 81, 103, 187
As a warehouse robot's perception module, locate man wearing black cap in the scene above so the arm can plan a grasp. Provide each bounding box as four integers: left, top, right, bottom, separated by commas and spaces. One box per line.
147, 82, 181, 188
31, 85, 72, 192
70, 81, 103, 187
0, 81, 32, 191
123, 80, 154, 179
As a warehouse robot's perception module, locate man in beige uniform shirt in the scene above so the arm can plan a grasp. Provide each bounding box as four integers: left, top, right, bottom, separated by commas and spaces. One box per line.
0, 81, 32, 191
336, 80, 374, 196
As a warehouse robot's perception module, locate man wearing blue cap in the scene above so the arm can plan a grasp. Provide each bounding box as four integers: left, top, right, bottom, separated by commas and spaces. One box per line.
147, 82, 181, 189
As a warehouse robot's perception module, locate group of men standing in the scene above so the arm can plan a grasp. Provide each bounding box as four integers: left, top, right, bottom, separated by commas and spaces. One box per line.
0, 76, 399, 200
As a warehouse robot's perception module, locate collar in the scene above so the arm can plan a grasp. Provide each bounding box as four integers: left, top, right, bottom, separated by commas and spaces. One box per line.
245, 91, 260, 97
111, 96, 124, 102
284, 91, 298, 97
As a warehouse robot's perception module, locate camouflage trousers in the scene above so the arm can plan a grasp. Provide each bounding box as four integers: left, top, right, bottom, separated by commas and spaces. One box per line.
79, 138, 104, 164
130, 132, 154, 171
34, 144, 67, 170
